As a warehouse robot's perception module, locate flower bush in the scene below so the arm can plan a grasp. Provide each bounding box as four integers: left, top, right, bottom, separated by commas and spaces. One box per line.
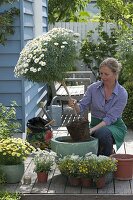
0, 138, 35, 165
57, 154, 81, 177
14, 28, 80, 83
33, 149, 56, 173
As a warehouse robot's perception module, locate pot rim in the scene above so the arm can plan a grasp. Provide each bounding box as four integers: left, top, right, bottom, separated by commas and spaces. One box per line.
51, 135, 98, 144
111, 153, 133, 161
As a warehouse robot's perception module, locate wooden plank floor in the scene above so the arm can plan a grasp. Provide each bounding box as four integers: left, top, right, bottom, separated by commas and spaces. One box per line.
1, 120, 133, 200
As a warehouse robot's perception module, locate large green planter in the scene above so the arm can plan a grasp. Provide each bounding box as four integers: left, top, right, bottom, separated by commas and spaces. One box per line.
51, 136, 98, 157
0, 163, 24, 183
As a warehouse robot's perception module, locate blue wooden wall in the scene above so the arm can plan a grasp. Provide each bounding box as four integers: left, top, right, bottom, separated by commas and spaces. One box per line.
0, 0, 48, 132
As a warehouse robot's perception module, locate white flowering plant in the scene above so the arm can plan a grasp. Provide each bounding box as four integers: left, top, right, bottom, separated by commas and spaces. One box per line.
82, 153, 117, 179
57, 154, 81, 177
0, 138, 35, 165
57, 153, 117, 180
14, 28, 80, 83
33, 149, 56, 173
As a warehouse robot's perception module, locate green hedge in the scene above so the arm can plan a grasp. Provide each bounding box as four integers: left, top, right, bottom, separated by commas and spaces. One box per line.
123, 81, 133, 129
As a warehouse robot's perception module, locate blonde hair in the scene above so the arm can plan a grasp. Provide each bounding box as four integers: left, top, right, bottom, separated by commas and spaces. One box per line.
99, 58, 122, 78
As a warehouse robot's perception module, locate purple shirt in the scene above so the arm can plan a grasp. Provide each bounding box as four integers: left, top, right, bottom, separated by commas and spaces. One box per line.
79, 80, 128, 125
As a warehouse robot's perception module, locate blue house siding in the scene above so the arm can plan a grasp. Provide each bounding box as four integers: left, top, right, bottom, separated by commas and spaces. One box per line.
42, 0, 48, 32
0, 0, 48, 132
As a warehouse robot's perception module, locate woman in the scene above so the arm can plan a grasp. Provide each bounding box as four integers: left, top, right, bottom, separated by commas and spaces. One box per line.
69, 57, 128, 156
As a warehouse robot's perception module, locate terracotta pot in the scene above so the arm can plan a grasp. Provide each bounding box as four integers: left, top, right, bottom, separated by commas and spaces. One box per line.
68, 176, 81, 186
81, 177, 92, 187
95, 176, 106, 189
111, 154, 133, 180
37, 172, 48, 183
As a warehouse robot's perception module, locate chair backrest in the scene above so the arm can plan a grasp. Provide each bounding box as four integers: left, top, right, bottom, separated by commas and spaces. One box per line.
51, 71, 93, 101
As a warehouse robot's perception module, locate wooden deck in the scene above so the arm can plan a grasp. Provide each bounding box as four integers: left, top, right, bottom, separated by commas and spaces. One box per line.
1, 124, 133, 200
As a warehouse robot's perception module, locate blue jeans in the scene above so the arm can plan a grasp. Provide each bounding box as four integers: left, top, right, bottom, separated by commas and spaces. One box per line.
92, 127, 114, 156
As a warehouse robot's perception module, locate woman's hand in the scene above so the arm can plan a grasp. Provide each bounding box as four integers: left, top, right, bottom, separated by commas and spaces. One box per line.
90, 121, 106, 135
90, 128, 95, 135
68, 98, 77, 108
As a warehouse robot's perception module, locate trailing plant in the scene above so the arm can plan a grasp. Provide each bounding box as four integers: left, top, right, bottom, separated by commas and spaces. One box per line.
0, 191, 20, 200
0, 101, 21, 139
0, 169, 6, 184
0, 0, 17, 5
0, 0, 19, 45
80, 24, 118, 78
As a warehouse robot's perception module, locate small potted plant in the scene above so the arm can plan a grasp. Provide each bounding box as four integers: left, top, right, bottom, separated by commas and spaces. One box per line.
57, 154, 81, 186
33, 148, 56, 183
0, 137, 35, 183
57, 153, 117, 188
84, 153, 117, 188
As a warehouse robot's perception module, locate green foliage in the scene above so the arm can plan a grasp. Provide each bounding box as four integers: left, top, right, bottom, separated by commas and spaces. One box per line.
0, 191, 20, 200
0, 169, 6, 184
116, 28, 133, 83
80, 24, 118, 78
96, 0, 133, 29
115, 28, 133, 129
0, 101, 21, 139
0, 0, 19, 45
48, 0, 91, 23
122, 82, 133, 129
14, 28, 80, 83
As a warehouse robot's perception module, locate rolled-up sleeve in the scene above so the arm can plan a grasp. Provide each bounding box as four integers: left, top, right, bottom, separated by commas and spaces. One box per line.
79, 84, 93, 113
103, 89, 128, 125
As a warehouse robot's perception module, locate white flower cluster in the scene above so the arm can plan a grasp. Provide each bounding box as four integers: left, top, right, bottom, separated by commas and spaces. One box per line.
14, 27, 80, 82
14, 37, 47, 76
85, 153, 114, 161
33, 148, 56, 163
59, 154, 80, 162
